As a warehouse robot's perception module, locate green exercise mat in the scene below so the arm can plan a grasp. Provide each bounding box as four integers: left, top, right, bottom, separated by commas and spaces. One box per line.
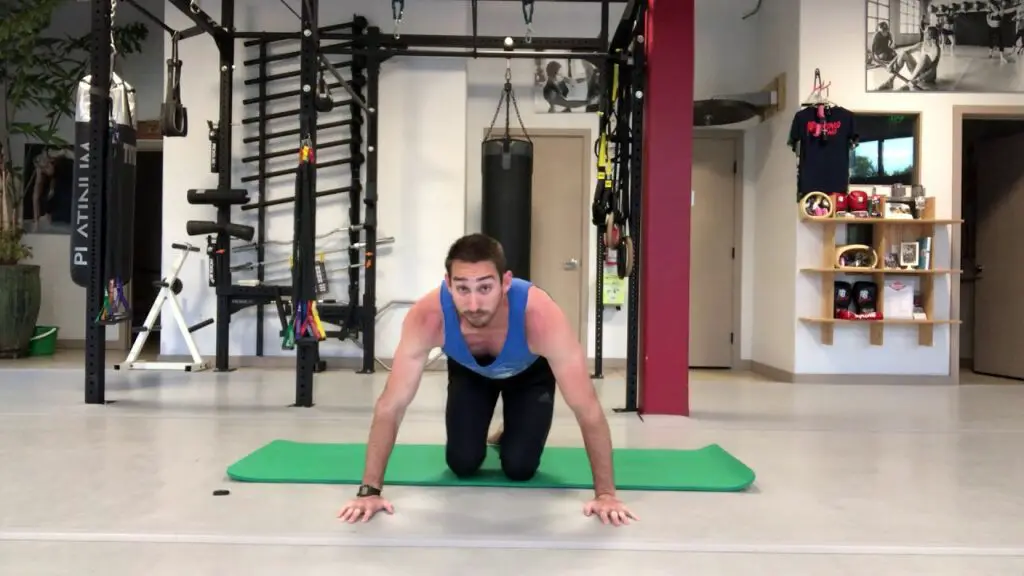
227, 440, 755, 492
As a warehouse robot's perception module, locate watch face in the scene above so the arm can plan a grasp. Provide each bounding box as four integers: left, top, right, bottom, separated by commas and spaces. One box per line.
358, 485, 379, 497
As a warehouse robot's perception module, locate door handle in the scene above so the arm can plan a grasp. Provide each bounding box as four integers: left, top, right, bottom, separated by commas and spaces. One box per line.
563, 258, 579, 270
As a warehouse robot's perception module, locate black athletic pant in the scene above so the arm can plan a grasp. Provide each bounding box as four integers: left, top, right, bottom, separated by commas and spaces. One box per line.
445, 356, 556, 481
990, 26, 1003, 50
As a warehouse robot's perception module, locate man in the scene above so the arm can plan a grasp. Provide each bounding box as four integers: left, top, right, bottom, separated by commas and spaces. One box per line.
337, 234, 636, 526
869, 21, 897, 64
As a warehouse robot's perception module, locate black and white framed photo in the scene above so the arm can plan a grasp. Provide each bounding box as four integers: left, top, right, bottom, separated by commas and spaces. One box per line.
532, 57, 602, 113
899, 241, 921, 268
866, 0, 1024, 92
21, 143, 75, 235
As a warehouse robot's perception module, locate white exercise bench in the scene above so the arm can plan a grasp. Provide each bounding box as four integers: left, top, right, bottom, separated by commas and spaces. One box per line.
114, 242, 210, 372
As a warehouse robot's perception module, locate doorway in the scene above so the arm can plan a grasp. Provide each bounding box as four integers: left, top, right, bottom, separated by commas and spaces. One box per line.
956, 115, 1024, 384
124, 147, 164, 356
483, 128, 591, 342
690, 132, 741, 368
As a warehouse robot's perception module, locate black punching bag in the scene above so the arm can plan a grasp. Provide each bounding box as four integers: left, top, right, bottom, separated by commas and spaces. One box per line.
482, 137, 533, 280
70, 72, 137, 288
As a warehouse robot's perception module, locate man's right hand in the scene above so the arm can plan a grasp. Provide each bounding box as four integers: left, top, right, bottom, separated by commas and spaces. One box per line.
337, 495, 395, 523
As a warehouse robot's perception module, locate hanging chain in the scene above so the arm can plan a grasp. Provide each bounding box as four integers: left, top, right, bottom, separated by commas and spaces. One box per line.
486, 60, 531, 143
109, 0, 118, 61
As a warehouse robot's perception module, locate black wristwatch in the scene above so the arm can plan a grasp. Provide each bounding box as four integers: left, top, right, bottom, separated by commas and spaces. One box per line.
356, 484, 382, 498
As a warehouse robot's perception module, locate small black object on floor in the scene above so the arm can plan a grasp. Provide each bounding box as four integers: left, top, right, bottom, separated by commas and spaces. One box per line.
212, 489, 230, 496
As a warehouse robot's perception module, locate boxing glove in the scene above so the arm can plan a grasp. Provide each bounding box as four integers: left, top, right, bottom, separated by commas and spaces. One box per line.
831, 192, 848, 214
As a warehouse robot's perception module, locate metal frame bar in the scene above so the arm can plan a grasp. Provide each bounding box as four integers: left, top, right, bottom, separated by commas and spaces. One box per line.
256, 40, 269, 357
359, 30, 380, 374
166, 0, 231, 47
121, 0, 177, 36
623, 0, 646, 413
85, 0, 113, 404
86, 0, 641, 406
292, 0, 321, 407
212, 0, 236, 372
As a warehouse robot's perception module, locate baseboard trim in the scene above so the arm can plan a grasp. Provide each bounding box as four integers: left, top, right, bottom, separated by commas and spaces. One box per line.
155, 355, 631, 372
58, 339, 123, 351
749, 361, 954, 385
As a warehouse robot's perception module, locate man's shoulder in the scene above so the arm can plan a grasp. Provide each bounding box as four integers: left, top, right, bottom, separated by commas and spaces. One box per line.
405, 288, 445, 339
524, 286, 564, 335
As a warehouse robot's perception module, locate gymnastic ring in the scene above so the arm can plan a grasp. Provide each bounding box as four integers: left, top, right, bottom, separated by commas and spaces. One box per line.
835, 244, 878, 270
604, 213, 618, 248
799, 191, 835, 219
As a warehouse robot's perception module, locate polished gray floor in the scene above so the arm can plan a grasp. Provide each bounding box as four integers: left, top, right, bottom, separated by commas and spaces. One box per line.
1, 360, 1023, 574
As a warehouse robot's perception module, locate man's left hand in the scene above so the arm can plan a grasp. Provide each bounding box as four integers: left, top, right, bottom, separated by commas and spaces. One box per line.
583, 494, 638, 526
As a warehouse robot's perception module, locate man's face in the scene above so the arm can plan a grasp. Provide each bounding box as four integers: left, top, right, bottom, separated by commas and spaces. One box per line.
446, 260, 511, 328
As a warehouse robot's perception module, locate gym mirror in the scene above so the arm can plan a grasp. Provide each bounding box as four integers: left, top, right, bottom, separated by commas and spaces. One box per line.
849, 112, 920, 186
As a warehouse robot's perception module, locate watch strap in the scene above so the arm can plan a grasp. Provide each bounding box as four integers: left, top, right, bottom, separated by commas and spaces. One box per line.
357, 484, 382, 498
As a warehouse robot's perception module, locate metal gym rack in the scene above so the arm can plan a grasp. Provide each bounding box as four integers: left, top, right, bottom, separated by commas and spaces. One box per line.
84, 0, 647, 411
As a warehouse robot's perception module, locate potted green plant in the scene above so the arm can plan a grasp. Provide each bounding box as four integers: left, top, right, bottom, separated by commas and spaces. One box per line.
0, 0, 148, 358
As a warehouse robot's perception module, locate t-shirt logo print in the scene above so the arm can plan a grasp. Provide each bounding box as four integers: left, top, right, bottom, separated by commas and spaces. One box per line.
806, 120, 843, 137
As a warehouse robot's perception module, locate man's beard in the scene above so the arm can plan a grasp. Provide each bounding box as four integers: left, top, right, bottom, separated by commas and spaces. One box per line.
461, 309, 494, 328
460, 294, 505, 328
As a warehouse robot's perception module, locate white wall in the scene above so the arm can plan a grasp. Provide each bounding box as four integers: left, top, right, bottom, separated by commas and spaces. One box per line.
688, 1, 762, 362
791, 0, 992, 375
745, 0, 802, 373
157, 0, 764, 360
161, 0, 469, 358
17, 0, 165, 342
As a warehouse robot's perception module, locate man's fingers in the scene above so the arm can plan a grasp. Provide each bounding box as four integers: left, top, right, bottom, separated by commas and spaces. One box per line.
384, 502, 395, 514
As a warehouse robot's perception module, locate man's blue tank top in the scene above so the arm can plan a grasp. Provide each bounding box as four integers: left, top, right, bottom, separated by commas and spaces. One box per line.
439, 277, 538, 379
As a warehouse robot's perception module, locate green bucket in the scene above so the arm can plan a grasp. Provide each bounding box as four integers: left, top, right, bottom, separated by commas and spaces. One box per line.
28, 326, 59, 357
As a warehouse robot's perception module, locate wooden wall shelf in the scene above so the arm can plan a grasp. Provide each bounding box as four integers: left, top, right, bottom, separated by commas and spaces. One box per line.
799, 195, 962, 347
801, 267, 961, 275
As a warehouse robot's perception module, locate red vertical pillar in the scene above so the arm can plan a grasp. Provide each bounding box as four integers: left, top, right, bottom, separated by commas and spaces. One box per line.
640, 0, 694, 416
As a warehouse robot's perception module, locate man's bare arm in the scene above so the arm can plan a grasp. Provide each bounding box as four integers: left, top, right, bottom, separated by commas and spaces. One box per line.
361, 295, 440, 489
526, 289, 616, 497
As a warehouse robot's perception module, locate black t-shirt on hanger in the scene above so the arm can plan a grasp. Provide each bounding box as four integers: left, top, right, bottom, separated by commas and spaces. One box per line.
788, 105, 858, 200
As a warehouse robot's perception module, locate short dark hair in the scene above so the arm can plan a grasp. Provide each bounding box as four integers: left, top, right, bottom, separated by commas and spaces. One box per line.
445, 233, 507, 277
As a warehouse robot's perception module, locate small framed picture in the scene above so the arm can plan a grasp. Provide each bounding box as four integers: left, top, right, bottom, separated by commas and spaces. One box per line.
899, 242, 919, 269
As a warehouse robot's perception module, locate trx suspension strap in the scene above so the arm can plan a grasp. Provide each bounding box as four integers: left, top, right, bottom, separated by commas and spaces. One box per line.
161, 32, 188, 137
591, 63, 619, 245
